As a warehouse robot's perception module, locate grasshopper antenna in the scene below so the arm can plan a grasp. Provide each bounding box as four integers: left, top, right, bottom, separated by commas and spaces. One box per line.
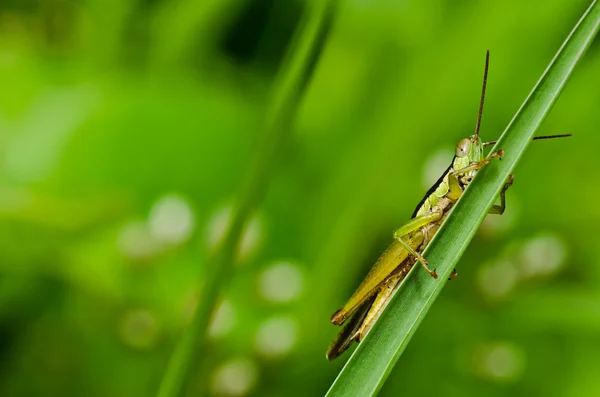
474, 50, 490, 140
483, 133, 572, 147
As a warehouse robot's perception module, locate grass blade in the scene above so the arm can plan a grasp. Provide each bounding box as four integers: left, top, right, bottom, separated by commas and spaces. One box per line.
156, 2, 338, 397
325, 1, 600, 396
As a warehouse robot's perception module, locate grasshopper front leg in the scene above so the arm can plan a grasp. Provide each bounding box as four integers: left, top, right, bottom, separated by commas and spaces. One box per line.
448, 167, 510, 281
450, 149, 505, 182
393, 211, 443, 279
488, 174, 515, 215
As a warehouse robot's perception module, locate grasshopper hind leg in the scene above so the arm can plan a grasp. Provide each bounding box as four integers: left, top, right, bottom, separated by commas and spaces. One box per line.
353, 266, 409, 340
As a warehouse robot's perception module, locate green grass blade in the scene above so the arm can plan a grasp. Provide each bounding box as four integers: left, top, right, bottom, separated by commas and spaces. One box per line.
155, 2, 338, 397
325, 1, 600, 396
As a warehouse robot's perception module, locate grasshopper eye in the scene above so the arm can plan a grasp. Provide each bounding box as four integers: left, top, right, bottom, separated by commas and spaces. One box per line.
456, 138, 471, 157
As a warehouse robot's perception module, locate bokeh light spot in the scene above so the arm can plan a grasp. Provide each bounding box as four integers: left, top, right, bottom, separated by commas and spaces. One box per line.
518, 234, 566, 278
258, 261, 303, 303
148, 194, 195, 246
477, 260, 518, 300
210, 358, 258, 397
475, 341, 526, 382
255, 316, 298, 358
118, 221, 161, 260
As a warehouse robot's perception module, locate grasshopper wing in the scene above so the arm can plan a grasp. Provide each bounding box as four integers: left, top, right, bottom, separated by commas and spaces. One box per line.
326, 295, 375, 360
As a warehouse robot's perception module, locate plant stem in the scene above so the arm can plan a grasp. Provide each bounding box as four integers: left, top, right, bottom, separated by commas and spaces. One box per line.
156, 2, 338, 397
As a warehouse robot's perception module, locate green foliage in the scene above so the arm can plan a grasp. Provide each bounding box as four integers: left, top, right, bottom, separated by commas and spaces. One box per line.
0, 1, 600, 397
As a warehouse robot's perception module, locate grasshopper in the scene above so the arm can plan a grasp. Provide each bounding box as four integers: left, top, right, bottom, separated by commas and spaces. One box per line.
326, 51, 571, 360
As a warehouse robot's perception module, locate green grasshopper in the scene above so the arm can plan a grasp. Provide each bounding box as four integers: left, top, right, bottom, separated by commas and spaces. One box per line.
326, 51, 571, 360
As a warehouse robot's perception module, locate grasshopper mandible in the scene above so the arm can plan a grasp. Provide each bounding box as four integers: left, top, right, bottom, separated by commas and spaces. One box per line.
326, 51, 571, 360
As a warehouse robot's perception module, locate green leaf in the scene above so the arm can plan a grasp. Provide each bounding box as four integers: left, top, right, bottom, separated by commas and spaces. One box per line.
325, 1, 600, 396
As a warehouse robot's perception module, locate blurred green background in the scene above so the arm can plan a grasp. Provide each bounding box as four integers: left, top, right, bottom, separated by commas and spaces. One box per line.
1, 0, 599, 396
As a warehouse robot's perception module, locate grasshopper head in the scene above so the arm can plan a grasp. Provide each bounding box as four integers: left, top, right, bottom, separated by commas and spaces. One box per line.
454, 135, 483, 169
